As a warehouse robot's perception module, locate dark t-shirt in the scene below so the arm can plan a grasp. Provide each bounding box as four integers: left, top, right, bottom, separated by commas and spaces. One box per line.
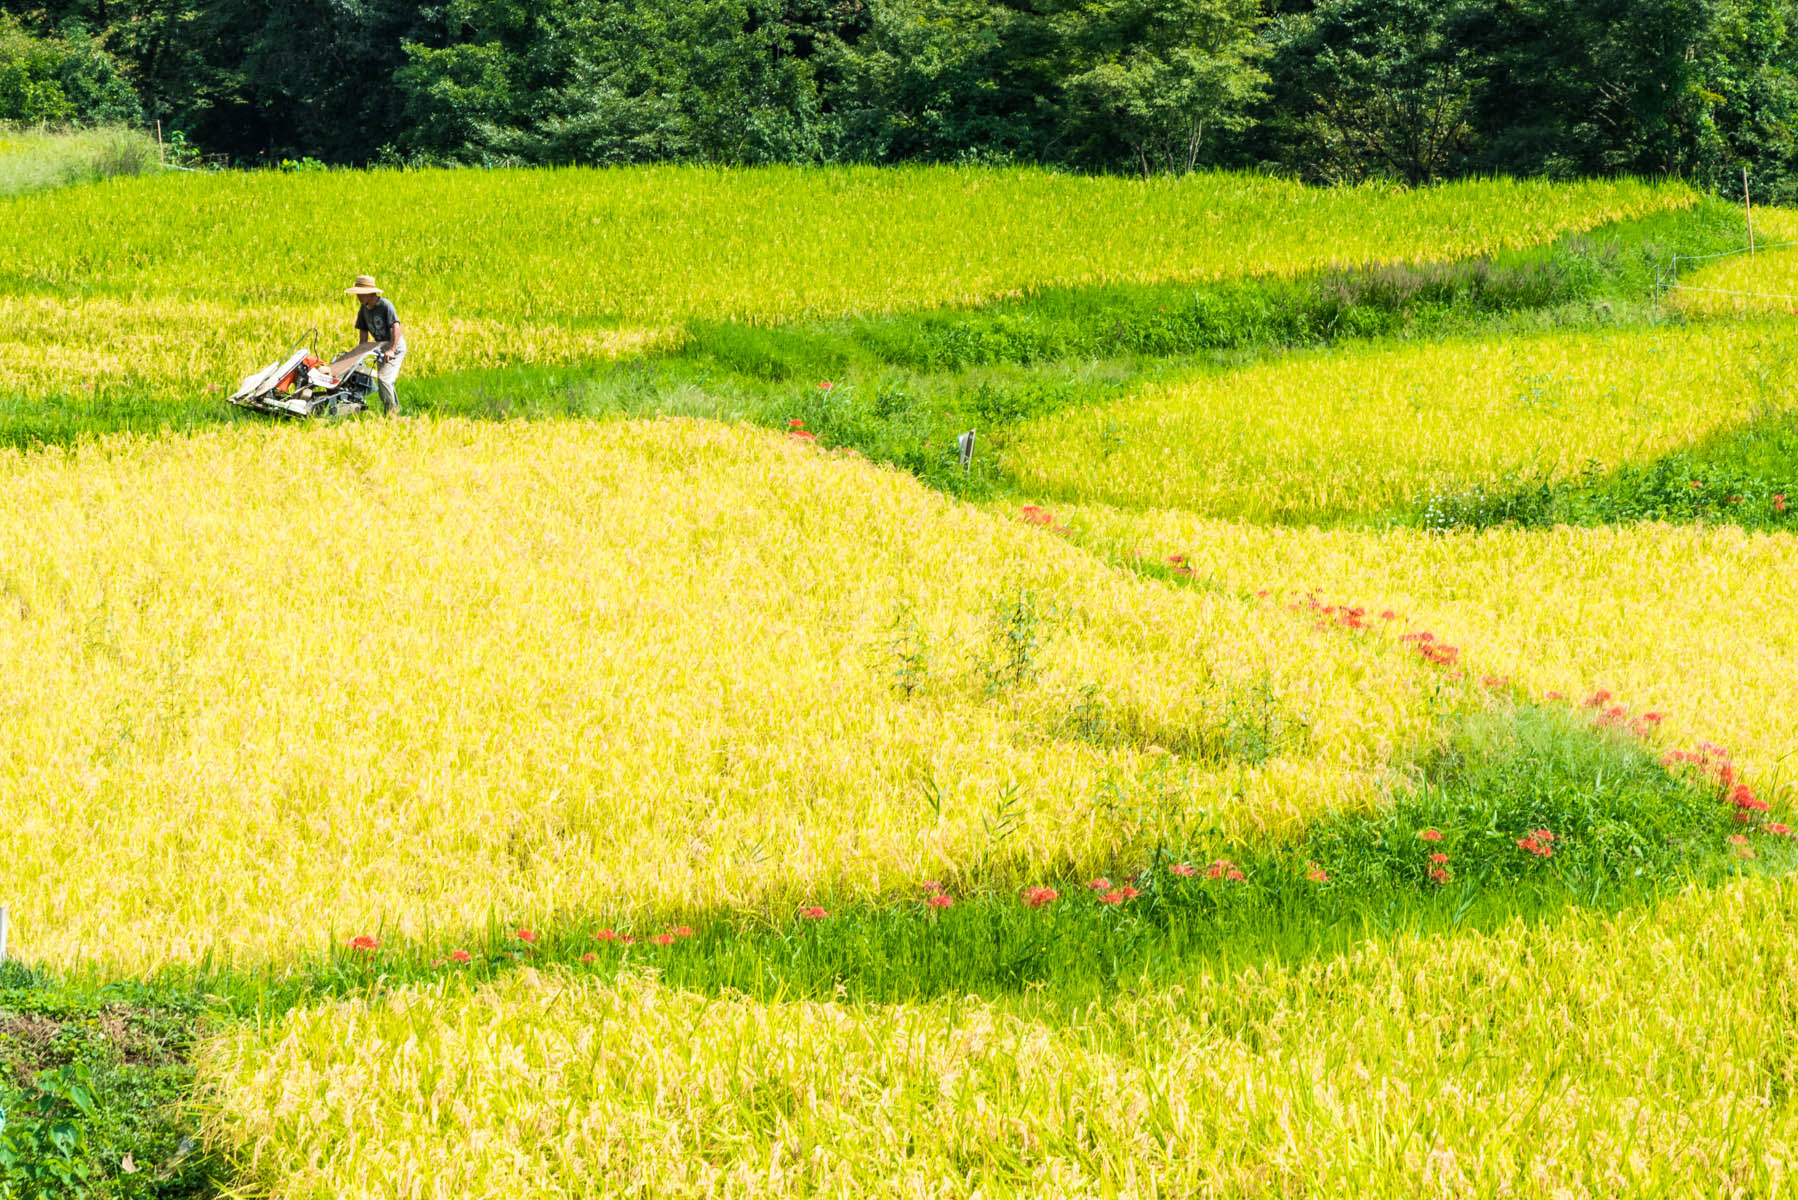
355, 297, 402, 346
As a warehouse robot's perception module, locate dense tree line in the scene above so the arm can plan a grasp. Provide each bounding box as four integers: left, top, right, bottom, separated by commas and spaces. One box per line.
9, 0, 1798, 198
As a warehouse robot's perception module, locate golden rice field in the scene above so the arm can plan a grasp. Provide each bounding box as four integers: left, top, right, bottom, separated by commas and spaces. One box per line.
1001, 320, 1798, 521
5, 164, 1795, 1199
1053, 504, 1798, 802
0, 170, 1692, 401
0, 417, 1456, 975
206, 874, 1798, 1198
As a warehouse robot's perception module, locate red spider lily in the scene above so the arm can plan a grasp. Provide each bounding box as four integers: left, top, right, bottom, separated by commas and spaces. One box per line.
450, 949, 471, 963
1205, 860, 1229, 880
1380, 610, 1399, 621
1167, 554, 1187, 565
1530, 829, 1555, 842
1516, 837, 1554, 858
1418, 829, 1443, 843
581, 952, 598, 964
1117, 885, 1140, 899
1097, 891, 1125, 905
818, 380, 834, 391
594, 929, 617, 942
1584, 690, 1613, 707
672, 925, 694, 939
1417, 642, 1461, 666
1399, 631, 1436, 643
1765, 823, 1794, 837
787, 417, 805, 428
620, 935, 637, 946
922, 880, 944, 893
651, 932, 675, 946
927, 893, 954, 909
1480, 675, 1508, 690
1256, 589, 1271, 598
1023, 886, 1059, 908
1730, 784, 1770, 813
789, 430, 817, 442
1087, 877, 1112, 891
1306, 864, 1330, 883
1429, 867, 1450, 885
1225, 868, 1245, 882
348, 934, 378, 951
1775, 494, 1788, 513
1429, 852, 1449, 866
1729, 834, 1750, 846
1545, 690, 1566, 701
1020, 505, 1055, 526
799, 906, 829, 920
1689, 480, 1704, 489
1169, 863, 1197, 877
515, 929, 538, 943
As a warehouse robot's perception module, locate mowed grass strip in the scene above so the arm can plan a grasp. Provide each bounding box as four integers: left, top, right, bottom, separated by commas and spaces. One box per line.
1001, 321, 1797, 522
0, 417, 1451, 975
202, 873, 1798, 1199
0, 170, 1694, 403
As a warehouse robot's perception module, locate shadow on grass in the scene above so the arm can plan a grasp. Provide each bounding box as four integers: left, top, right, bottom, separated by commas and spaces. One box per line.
6, 700, 1788, 1195
1407, 404, 1798, 532
34, 702, 1783, 1020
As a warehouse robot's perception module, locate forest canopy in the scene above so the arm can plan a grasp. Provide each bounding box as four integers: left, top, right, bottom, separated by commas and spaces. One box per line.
14, 0, 1798, 199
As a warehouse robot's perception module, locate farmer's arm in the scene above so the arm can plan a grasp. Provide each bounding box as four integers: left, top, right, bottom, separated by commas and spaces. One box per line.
385, 320, 403, 352
354, 308, 373, 349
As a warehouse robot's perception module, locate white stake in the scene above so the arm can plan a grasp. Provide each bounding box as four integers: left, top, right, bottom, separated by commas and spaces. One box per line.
0, 904, 9, 964
1745, 166, 1756, 256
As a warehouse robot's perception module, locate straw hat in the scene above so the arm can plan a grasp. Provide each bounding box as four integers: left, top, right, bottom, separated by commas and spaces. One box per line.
344, 275, 382, 296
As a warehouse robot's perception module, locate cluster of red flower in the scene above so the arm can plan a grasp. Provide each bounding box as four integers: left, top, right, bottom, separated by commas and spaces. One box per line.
1205, 859, 1246, 882
1516, 829, 1556, 858
1018, 505, 1071, 534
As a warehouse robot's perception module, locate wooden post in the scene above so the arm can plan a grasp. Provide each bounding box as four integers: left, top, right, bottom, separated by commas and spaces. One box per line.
0, 904, 9, 965
156, 119, 164, 165
1745, 165, 1756, 256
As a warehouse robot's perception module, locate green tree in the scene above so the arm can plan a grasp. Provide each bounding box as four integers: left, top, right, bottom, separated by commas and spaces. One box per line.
1059, 0, 1267, 175
0, 16, 139, 124
1266, 0, 1477, 183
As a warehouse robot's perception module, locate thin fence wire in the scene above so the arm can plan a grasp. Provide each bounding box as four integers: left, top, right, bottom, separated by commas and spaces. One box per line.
1658, 237, 1798, 307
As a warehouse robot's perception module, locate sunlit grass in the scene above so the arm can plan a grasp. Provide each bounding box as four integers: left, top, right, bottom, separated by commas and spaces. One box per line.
0, 125, 159, 195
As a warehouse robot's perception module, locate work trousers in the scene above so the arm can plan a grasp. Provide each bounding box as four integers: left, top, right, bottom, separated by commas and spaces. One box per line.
376, 346, 407, 415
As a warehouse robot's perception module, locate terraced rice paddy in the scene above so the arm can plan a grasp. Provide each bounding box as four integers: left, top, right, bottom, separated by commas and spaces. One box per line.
1, 157, 1793, 1199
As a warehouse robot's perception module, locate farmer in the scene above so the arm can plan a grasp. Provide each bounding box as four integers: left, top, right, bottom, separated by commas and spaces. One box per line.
343, 274, 406, 415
